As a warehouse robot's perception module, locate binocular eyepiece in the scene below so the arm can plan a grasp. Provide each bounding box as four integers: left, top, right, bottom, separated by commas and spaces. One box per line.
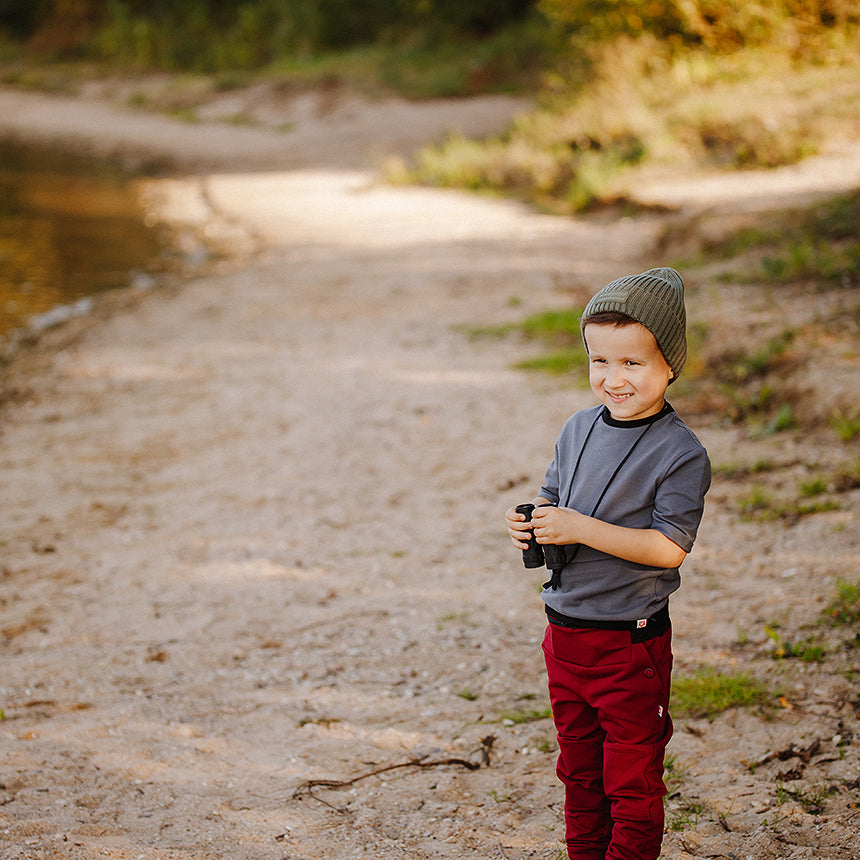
516, 503, 566, 571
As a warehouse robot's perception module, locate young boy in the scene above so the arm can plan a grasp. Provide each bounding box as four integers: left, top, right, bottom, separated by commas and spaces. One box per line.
505, 267, 710, 860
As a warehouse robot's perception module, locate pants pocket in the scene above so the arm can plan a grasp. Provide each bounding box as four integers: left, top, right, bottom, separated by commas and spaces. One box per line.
544, 623, 632, 668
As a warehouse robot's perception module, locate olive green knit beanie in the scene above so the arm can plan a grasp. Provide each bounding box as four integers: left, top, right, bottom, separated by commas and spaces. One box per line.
581, 266, 687, 381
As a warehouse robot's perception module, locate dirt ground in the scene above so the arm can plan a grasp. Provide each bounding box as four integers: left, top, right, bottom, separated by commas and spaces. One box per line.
1, 81, 859, 860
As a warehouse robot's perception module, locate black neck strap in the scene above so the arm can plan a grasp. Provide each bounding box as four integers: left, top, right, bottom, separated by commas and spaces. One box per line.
546, 409, 660, 590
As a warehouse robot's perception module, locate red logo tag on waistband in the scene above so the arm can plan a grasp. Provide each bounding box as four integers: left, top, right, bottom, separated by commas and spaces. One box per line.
636, 619, 647, 629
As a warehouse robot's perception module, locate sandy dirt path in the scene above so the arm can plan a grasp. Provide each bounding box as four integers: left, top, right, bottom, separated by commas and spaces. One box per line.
1, 85, 859, 860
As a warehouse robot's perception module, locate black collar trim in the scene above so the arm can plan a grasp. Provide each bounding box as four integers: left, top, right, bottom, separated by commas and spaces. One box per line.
600, 401, 674, 428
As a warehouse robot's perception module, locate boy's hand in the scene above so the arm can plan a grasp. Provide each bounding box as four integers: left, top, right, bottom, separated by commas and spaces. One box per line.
505, 505, 534, 550
531, 504, 579, 546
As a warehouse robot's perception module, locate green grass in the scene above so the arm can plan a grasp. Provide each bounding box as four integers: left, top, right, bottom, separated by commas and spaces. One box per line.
466, 306, 590, 376
499, 705, 552, 724
514, 348, 588, 375
763, 191, 860, 286
535, 735, 556, 753
830, 411, 860, 443
663, 753, 689, 796
671, 667, 773, 720
713, 458, 777, 479
823, 579, 860, 627
756, 578, 860, 662
679, 325, 802, 428
713, 329, 796, 384
701, 190, 860, 290
519, 309, 582, 339
666, 797, 704, 831
833, 459, 860, 491
764, 625, 826, 663
777, 782, 832, 815
738, 485, 841, 522
406, 123, 646, 213
512, 308, 589, 375
799, 476, 828, 497
755, 403, 797, 436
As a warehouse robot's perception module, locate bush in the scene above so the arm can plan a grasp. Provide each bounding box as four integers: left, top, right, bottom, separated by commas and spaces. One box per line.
21, 0, 539, 68
539, 0, 860, 51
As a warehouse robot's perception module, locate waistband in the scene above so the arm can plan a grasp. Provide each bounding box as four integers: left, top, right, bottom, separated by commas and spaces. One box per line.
545, 603, 670, 643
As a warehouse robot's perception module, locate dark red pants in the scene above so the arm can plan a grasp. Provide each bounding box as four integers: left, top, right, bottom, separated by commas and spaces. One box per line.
542, 621, 674, 860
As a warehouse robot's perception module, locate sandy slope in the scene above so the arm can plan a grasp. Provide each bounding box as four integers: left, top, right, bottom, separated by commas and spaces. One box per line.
0, 83, 859, 860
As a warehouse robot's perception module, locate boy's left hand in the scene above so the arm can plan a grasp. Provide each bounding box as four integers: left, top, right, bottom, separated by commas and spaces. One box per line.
531, 505, 580, 545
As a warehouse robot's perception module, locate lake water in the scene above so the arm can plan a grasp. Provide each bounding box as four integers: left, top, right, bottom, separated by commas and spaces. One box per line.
0, 140, 166, 346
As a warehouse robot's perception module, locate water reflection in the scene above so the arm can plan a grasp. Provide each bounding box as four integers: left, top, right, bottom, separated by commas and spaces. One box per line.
0, 140, 166, 340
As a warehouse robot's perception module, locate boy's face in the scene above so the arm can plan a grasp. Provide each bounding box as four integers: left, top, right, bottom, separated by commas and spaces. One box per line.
583, 322, 674, 421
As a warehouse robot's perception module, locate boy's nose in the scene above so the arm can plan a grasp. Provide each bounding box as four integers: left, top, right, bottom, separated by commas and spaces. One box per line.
605, 365, 625, 387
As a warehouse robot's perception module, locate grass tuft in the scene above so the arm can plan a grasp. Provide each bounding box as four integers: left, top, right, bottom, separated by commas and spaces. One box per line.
671, 666, 773, 720
499, 705, 552, 724
823, 579, 860, 627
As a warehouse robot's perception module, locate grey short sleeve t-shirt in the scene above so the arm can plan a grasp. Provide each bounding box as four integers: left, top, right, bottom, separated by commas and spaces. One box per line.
539, 403, 711, 621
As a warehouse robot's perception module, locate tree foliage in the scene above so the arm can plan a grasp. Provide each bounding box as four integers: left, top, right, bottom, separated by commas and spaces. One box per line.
1, 0, 856, 70
539, 0, 860, 50
0, 0, 538, 68
0, 0, 66, 39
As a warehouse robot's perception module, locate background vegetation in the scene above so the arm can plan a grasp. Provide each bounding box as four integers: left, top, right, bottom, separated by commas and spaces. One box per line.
0, 0, 537, 71
1, 3, 858, 213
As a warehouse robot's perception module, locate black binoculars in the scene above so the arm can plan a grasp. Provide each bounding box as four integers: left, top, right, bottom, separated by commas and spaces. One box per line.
516, 503, 566, 571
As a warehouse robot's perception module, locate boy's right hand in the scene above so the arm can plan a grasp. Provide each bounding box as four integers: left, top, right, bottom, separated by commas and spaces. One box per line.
505, 505, 533, 550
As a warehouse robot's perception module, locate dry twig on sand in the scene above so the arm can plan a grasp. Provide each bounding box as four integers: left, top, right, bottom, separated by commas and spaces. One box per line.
292, 737, 496, 810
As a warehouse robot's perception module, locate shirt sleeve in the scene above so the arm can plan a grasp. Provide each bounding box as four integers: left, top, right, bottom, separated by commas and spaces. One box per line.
538, 412, 582, 505
651, 445, 712, 553
538, 449, 561, 505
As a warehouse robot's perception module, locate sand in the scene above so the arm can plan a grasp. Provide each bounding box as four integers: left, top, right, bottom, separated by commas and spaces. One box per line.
1, 80, 859, 859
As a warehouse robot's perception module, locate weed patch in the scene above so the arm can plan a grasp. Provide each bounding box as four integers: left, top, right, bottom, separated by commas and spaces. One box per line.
833, 460, 860, 491
822, 579, 860, 627
700, 190, 860, 290
499, 705, 552, 725
737, 485, 841, 523
777, 781, 833, 815
671, 666, 773, 719
468, 306, 589, 377
764, 624, 826, 663
830, 412, 860, 443
514, 349, 587, 375
666, 797, 704, 831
